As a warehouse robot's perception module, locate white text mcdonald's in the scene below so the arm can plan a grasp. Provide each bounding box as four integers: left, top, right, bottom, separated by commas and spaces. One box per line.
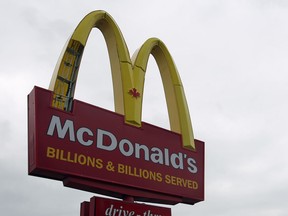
28, 10, 204, 205
47, 115, 198, 174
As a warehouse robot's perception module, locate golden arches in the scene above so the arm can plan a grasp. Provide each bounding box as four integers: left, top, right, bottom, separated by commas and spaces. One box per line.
49, 10, 195, 150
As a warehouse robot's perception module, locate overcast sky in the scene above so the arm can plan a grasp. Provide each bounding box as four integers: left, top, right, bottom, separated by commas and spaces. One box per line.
1, 0, 288, 215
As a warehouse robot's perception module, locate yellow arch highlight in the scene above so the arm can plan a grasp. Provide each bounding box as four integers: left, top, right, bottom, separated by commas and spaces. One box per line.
49, 10, 195, 150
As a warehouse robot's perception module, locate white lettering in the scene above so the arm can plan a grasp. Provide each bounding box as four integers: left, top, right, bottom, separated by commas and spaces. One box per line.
170, 153, 184, 170
164, 148, 170, 166
47, 115, 75, 141
77, 127, 93, 146
187, 158, 198, 173
97, 129, 117, 151
119, 139, 134, 156
105, 204, 135, 216
150, 147, 163, 164
135, 143, 149, 161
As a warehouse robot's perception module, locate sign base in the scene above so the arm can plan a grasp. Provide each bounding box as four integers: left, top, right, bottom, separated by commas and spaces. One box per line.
80, 196, 171, 216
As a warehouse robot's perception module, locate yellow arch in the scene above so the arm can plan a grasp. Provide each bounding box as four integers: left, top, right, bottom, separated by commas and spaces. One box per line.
49, 10, 133, 116
49, 10, 195, 150
131, 38, 195, 150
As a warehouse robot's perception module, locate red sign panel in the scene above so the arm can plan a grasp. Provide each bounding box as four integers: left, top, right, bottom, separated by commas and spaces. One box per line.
81, 196, 171, 216
28, 86, 204, 205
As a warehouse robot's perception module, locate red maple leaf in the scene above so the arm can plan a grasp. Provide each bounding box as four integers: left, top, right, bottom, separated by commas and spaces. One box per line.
129, 88, 140, 98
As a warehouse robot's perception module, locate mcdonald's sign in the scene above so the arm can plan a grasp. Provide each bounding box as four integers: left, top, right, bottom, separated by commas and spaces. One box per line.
28, 11, 205, 205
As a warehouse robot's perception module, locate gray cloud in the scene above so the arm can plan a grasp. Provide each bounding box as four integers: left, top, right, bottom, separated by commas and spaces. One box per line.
0, 0, 288, 215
